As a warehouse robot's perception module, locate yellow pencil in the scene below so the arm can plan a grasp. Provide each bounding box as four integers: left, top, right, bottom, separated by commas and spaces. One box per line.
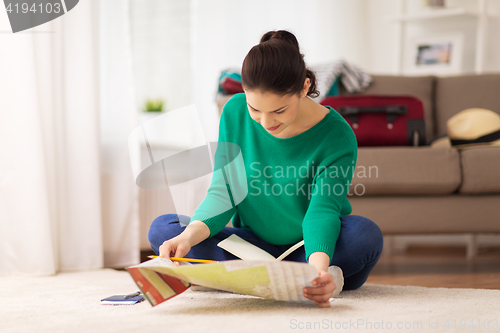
147, 255, 218, 263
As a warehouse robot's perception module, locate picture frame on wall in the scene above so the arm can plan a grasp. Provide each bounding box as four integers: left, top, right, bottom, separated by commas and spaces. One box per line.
404, 33, 464, 75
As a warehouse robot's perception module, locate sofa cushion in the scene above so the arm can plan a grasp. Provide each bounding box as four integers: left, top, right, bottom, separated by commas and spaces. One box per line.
339, 75, 435, 145
351, 147, 461, 195
458, 146, 500, 194
435, 74, 500, 137
349, 195, 500, 234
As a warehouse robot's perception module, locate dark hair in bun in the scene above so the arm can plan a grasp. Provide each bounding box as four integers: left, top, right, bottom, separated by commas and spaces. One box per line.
241, 30, 319, 98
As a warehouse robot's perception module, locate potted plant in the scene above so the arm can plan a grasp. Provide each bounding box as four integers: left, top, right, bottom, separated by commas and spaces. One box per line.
140, 98, 167, 122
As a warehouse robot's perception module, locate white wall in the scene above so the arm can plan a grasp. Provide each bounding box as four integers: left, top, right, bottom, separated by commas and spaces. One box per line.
363, 0, 402, 74
484, 0, 500, 71
363, 0, 500, 74
190, 0, 370, 142
129, 0, 192, 112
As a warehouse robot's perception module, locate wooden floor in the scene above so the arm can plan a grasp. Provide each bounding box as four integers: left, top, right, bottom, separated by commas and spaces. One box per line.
366, 245, 500, 289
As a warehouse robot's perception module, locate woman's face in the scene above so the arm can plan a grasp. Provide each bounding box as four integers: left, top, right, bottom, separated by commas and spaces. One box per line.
245, 87, 305, 136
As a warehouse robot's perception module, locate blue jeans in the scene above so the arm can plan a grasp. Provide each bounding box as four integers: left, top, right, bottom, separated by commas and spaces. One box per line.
148, 214, 383, 290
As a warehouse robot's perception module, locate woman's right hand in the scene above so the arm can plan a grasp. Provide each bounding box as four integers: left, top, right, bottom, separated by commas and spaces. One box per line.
158, 220, 211, 266
159, 235, 192, 266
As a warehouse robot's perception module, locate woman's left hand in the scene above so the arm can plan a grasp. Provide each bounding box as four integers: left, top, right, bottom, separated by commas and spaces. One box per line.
303, 270, 336, 308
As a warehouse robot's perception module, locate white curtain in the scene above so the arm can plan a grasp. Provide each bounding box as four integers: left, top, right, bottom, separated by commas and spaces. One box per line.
99, 0, 140, 268
0, 0, 139, 275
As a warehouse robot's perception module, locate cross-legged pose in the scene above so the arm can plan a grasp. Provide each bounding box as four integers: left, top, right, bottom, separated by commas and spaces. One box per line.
148, 30, 383, 308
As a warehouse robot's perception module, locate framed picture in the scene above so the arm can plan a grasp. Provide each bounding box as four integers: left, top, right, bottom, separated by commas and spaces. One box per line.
404, 33, 464, 75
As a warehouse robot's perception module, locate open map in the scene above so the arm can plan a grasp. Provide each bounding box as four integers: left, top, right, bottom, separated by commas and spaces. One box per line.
127, 257, 319, 306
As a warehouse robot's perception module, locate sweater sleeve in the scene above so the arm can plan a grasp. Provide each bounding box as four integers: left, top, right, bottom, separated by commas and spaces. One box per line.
302, 127, 358, 263
189, 101, 238, 237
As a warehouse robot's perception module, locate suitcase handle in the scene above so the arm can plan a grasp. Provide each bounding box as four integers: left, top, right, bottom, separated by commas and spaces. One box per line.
337, 105, 408, 125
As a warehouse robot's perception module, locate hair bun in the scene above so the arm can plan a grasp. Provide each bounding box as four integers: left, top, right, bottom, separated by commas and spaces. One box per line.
259, 30, 300, 52
243, 30, 319, 98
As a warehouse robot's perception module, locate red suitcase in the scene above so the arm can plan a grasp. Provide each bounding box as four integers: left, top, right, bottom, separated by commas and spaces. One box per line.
220, 77, 244, 95
321, 95, 426, 146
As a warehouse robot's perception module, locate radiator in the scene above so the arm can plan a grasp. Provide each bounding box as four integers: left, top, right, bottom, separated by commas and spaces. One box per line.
139, 188, 172, 250
139, 176, 211, 250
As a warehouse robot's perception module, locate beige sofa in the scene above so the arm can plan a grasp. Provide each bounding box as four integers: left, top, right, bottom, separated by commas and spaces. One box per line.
216, 73, 500, 237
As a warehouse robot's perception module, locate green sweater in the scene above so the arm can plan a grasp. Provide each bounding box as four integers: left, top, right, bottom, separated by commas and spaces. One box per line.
190, 93, 358, 262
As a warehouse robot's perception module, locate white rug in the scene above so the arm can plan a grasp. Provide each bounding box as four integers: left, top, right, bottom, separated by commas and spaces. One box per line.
2, 269, 499, 333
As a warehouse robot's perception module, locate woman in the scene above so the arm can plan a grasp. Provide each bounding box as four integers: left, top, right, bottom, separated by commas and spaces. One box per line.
148, 30, 383, 308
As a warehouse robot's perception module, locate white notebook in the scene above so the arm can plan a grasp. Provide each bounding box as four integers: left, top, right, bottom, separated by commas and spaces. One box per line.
217, 234, 304, 261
